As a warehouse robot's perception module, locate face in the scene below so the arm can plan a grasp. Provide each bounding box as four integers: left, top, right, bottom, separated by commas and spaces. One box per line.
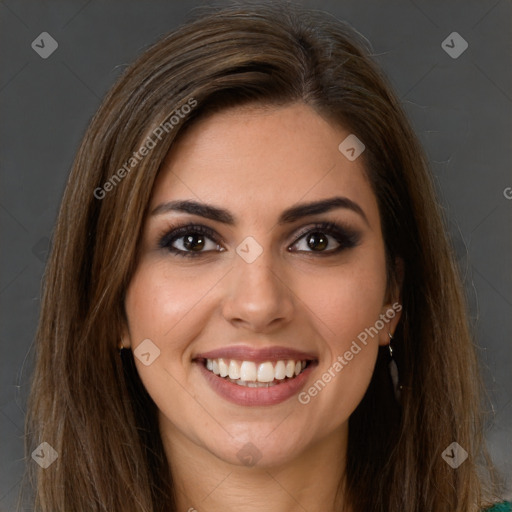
123, 102, 401, 469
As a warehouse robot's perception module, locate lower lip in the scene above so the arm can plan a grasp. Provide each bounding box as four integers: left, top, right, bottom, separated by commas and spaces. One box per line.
197, 361, 315, 406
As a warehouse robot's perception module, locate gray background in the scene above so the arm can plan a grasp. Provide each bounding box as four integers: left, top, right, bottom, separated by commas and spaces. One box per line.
1, 0, 511, 509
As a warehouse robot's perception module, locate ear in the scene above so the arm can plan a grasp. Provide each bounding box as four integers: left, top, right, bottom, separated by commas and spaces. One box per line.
378, 257, 404, 346
119, 322, 132, 350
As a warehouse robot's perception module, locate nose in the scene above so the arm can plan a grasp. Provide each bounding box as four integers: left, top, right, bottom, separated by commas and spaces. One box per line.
221, 247, 294, 333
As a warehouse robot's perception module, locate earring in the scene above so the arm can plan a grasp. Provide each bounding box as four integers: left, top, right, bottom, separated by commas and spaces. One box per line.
388, 332, 401, 402
118, 340, 126, 355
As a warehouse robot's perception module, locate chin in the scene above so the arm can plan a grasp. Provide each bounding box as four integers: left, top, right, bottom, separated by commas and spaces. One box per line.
206, 428, 309, 469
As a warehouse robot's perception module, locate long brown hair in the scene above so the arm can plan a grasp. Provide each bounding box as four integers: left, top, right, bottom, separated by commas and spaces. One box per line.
25, 3, 499, 510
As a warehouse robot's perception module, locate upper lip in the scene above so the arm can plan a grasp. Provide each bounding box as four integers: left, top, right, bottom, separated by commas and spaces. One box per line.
194, 345, 317, 363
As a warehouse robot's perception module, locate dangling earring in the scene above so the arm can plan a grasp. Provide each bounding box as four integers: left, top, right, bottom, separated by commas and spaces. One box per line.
118, 340, 126, 355
388, 332, 401, 402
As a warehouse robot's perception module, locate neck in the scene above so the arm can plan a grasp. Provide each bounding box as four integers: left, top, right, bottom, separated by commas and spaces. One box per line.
160, 418, 350, 512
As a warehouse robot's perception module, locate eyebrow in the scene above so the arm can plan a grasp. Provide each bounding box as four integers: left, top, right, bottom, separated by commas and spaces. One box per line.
151, 196, 369, 226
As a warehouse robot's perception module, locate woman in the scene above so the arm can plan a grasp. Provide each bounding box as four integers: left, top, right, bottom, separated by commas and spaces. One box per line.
25, 2, 509, 511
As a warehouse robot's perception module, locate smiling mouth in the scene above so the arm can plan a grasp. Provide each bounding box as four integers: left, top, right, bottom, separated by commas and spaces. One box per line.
201, 358, 312, 388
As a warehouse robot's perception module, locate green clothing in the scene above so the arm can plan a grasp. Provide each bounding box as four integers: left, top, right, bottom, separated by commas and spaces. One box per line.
485, 503, 512, 512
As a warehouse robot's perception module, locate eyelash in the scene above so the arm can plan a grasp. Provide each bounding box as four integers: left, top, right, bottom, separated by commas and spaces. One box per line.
158, 221, 361, 258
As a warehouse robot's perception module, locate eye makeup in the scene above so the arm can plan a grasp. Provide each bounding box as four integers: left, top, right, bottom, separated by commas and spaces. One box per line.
156, 220, 362, 259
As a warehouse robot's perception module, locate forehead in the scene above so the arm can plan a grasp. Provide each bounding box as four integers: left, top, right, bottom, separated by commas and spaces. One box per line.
151, 102, 379, 227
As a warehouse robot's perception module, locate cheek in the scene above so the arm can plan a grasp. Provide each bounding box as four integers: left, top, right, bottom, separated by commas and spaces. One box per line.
124, 259, 223, 342
123, 262, 202, 413
294, 245, 388, 351
291, 245, 387, 420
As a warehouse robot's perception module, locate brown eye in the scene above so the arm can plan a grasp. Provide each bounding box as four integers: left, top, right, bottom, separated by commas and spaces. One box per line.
306, 232, 330, 251
159, 224, 224, 258
182, 234, 206, 252
289, 221, 361, 255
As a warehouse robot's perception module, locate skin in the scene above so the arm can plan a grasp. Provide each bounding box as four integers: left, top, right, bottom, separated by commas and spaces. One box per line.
122, 102, 402, 511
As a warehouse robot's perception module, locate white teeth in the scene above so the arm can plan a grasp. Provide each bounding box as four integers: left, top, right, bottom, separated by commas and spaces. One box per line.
257, 362, 274, 383
204, 357, 310, 384
228, 360, 240, 380
218, 358, 229, 378
240, 361, 257, 382
285, 360, 295, 378
247, 381, 264, 388
234, 380, 277, 388
274, 360, 286, 380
